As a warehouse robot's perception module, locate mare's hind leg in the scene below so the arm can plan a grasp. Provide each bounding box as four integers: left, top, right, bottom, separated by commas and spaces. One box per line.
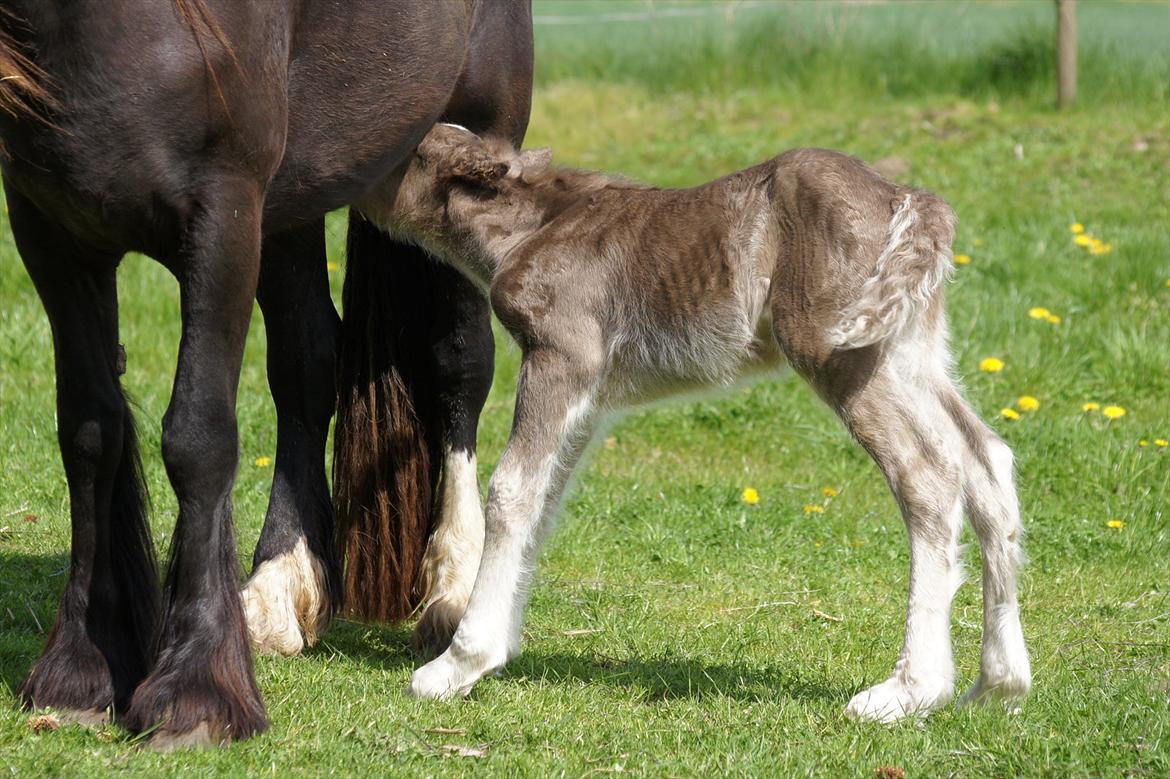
807, 341, 966, 722
7, 187, 158, 723
124, 174, 268, 747
242, 220, 340, 657
410, 344, 600, 699
943, 395, 1031, 707
413, 265, 495, 656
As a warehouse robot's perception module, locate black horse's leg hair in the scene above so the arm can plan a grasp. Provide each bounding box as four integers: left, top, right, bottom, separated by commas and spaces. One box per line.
6, 185, 159, 722
411, 262, 495, 655
242, 218, 341, 656
123, 173, 268, 747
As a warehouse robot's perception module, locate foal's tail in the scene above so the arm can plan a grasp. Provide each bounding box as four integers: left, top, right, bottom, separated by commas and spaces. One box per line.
333, 212, 443, 623
827, 192, 957, 350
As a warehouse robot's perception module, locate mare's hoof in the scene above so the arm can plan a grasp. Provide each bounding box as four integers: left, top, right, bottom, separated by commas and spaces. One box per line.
148, 722, 224, 751
410, 598, 465, 658
54, 707, 110, 727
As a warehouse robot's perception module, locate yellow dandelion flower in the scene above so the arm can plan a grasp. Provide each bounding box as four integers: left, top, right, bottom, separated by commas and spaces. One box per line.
954, 254, 972, 266
1017, 395, 1040, 412
254, 456, 273, 467
1082, 402, 1100, 412
1028, 307, 1051, 320
822, 486, 839, 498
802, 504, 825, 514
973, 238, 985, 247
1089, 242, 1113, 255
1070, 223, 1085, 234
979, 357, 1005, 373
1155, 439, 1169, 447
1074, 234, 1093, 247
1106, 519, 1125, 530
1102, 405, 1126, 420
741, 487, 760, 505
326, 261, 341, 272
1044, 313, 1061, 324
1165, 278, 1170, 287
1139, 439, 1149, 447
1001, 408, 1021, 420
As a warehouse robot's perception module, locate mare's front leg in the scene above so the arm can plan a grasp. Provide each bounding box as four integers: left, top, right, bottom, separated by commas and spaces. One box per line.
413, 264, 495, 655
124, 174, 268, 748
242, 220, 340, 656
7, 186, 158, 724
410, 344, 601, 699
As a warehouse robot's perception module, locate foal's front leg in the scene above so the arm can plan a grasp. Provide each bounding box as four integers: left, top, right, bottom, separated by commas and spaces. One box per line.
410, 347, 599, 699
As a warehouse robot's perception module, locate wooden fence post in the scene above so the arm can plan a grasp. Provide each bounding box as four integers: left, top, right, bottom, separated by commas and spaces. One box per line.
1057, 0, 1077, 108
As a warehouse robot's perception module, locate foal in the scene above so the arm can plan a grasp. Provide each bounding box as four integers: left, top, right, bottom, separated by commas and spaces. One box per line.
368, 124, 1032, 722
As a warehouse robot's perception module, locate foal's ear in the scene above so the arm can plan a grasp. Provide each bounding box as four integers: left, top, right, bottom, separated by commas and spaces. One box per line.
508, 147, 552, 180
451, 150, 510, 187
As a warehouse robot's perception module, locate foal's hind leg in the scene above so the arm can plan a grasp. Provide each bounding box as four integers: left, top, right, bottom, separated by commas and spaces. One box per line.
125, 174, 268, 747
242, 220, 340, 657
942, 396, 1031, 707
811, 345, 966, 722
7, 188, 158, 723
413, 266, 495, 656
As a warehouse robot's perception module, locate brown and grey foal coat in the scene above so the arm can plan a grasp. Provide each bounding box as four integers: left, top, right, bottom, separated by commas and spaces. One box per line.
370, 124, 1032, 722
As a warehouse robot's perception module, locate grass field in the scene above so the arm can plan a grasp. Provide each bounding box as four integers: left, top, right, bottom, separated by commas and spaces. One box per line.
2, 0, 1168, 775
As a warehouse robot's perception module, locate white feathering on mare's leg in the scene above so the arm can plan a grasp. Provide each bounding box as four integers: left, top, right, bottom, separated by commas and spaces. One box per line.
412, 446, 487, 654
241, 536, 329, 656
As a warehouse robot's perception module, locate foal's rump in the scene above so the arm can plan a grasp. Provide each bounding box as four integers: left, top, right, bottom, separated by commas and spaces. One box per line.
826, 188, 957, 350
767, 149, 957, 361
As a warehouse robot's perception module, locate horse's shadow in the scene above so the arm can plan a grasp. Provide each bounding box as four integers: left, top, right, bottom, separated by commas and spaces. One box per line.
0, 551, 70, 695
313, 620, 847, 704
2, 551, 847, 707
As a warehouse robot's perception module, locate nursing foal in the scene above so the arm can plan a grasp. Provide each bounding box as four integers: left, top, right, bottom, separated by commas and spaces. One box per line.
367, 124, 1032, 722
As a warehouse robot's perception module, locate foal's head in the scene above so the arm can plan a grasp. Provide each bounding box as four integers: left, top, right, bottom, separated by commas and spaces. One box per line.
392, 124, 553, 264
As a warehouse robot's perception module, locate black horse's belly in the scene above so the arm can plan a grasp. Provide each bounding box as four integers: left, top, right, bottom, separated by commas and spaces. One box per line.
262, 0, 471, 231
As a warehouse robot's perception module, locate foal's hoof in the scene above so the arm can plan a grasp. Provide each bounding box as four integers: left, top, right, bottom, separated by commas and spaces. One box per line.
408, 654, 481, 701
410, 598, 466, 658
844, 676, 953, 723
148, 722, 224, 752
959, 670, 1031, 713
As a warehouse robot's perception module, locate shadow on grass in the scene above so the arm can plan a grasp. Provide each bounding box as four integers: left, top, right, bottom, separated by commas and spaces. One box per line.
316, 616, 846, 704
505, 649, 847, 704
306, 618, 418, 672
0, 551, 68, 695
4, 552, 846, 709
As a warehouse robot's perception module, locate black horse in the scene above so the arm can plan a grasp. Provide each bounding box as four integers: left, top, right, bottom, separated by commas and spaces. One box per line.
0, 0, 532, 748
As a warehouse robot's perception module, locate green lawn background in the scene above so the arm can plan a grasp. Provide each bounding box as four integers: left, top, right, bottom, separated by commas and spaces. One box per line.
1, 1, 1167, 775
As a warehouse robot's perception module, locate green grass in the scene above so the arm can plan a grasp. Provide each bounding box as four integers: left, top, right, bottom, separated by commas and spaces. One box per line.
2, 0, 1169, 775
